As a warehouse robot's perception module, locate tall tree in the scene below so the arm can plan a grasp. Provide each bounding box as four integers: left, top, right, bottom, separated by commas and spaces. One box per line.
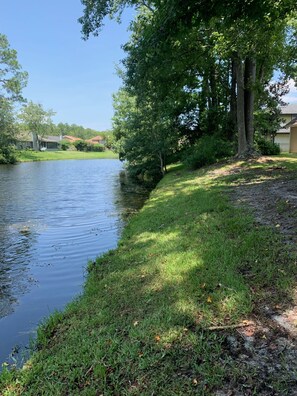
113, 87, 178, 180
19, 102, 55, 151
79, 0, 297, 165
0, 34, 28, 102
0, 34, 28, 163
0, 98, 18, 163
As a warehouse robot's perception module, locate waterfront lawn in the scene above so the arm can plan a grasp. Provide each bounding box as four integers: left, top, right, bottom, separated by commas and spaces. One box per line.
1, 156, 297, 395
16, 150, 118, 162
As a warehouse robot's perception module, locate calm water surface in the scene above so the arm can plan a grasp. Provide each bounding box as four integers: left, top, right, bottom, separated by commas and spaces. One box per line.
0, 159, 147, 366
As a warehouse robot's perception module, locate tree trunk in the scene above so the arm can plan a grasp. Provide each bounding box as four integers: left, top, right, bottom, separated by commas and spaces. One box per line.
228, 59, 237, 140
159, 152, 165, 176
32, 132, 39, 151
199, 73, 208, 116
244, 57, 256, 153
235, 58, 247, 156
209, 64, 217, 110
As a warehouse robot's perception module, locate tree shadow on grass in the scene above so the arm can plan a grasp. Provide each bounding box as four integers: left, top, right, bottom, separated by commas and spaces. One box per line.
70, 166, 297, 393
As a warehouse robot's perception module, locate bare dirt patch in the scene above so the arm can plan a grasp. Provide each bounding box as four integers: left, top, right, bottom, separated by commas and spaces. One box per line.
213, 158, 297, 395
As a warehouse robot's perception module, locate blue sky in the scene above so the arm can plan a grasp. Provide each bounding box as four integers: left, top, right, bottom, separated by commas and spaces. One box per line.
1, 0, 133, 130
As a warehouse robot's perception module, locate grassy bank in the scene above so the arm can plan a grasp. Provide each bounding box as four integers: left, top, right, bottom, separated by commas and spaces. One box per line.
16, 150, 118, 162
1, 157, 297, 395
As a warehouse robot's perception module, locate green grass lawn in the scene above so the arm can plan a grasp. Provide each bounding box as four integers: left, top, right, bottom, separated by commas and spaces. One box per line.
1, 156, 297, 395
16, 150, 118, 162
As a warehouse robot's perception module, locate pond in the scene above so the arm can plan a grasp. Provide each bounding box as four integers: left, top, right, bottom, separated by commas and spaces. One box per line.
0, 159, 148, 367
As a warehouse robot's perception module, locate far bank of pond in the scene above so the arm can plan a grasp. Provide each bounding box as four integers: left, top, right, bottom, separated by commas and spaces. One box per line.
0, 159, 148, 367
16, 150, 118, 162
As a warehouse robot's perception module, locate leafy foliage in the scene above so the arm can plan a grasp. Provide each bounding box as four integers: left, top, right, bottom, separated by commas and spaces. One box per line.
59, 140, 71, 151
0, 34, 28, 102
73, 140, 105, 152
183, 135, 234, 169
112, 88, 180, 183
79, 0, 297, 175
92, 143, 105, 152
255, 135, 281, 155
18, 101, 55, 150
0, 34, 27, 163
0, 98, 18, 163
73, 140, 88, 151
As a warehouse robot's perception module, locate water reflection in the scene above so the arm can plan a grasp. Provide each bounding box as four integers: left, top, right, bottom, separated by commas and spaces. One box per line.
115, 170, 150, 217
0, 223, 36, 317
0, 160, 148, 366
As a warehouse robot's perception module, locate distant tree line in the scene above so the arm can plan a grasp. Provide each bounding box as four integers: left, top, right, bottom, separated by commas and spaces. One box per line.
44, 123, 112, 140
0, 32, 113, 163
80, 0, 297, 183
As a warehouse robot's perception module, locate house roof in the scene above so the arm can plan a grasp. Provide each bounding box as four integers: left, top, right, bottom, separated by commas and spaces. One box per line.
284, 116, 297, 129
86, 135, 105, 144
278, 128, 291, 134
86, 135, 104, 142
63, 135, 82, 142
43, 135, 62, 142
280, 104, 297, 115
16, 132, 61, 143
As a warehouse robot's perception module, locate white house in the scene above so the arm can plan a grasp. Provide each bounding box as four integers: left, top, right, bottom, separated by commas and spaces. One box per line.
275, 104, 297, 152
16, 132, 62, 150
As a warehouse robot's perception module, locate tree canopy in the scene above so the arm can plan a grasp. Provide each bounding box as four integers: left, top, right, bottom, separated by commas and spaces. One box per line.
18, 101, 56, 151
80, 2, 294, 178
0, 33, 28, 103
0, 34, 28, 163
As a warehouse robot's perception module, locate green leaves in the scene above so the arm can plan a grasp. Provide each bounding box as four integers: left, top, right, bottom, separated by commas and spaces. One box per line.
81, 0, 297, 164
18, 101, 55, 135
0, 34, 28, 102
18, 101, 56, 150
0, 34, 27, 163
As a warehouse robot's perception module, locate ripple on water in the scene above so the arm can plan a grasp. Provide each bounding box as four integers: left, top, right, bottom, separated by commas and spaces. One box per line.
0, 159, 149, 366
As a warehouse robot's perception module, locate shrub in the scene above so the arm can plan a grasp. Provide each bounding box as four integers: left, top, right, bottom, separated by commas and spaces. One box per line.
255, 135, 280, 155
91, 143, 105, 152
126, 158, 163, 187
73, 140, 88, 151
59, 140, 71, 151
183, 135, 234, 169
73, 140, 105, 152
0, 146, 17, 164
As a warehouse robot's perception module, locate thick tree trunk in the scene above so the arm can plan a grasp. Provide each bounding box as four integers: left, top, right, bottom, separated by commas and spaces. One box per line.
32, 132, 39, 151
244, 57, 256, 153
235, 58, 247, 156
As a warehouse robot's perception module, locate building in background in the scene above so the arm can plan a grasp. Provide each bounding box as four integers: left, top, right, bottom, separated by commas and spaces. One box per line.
275, 104, 297, 152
